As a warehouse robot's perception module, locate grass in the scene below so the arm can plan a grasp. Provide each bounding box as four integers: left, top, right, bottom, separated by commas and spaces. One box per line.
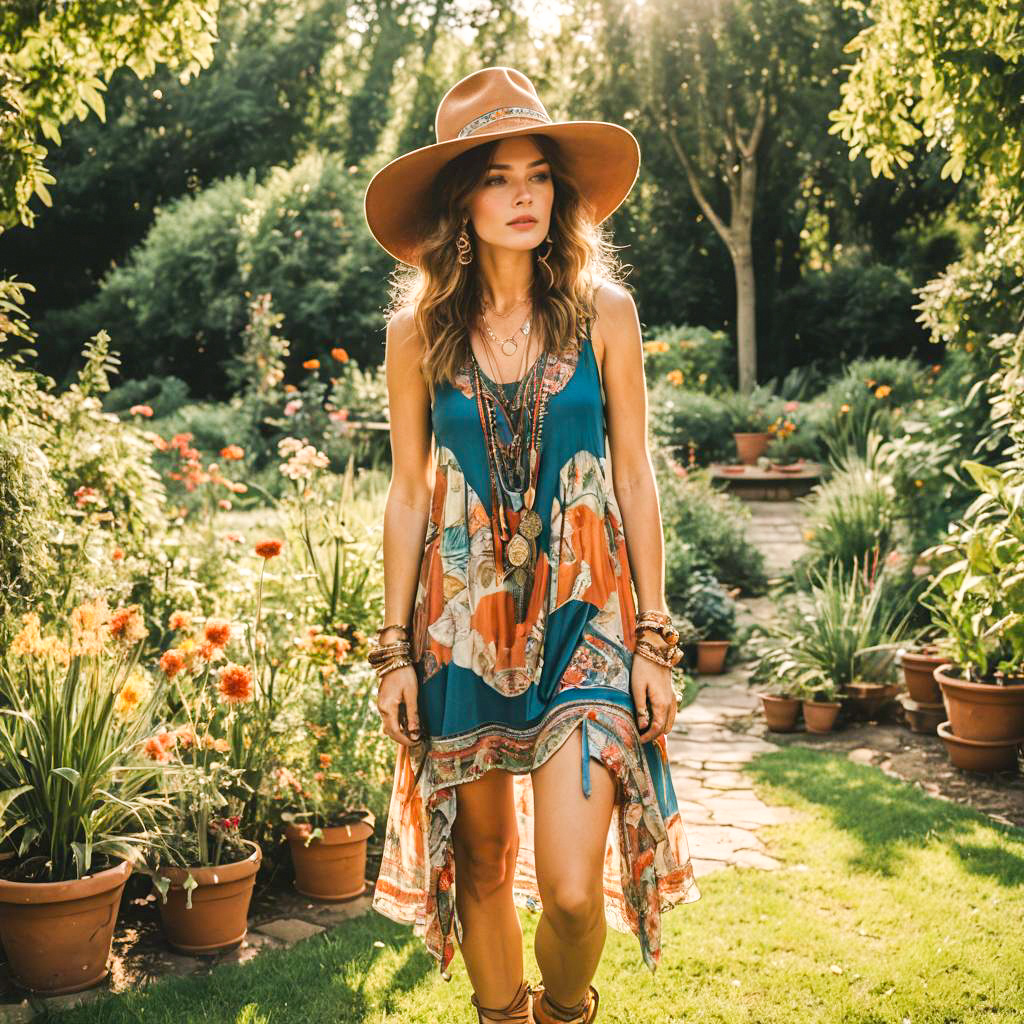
49, 746, 1024, 1023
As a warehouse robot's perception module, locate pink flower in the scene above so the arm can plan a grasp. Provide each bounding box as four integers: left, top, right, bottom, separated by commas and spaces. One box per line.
129, 404, 154, 417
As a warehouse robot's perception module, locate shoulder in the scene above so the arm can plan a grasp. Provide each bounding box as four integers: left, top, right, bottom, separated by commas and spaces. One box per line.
386, 304, 421, 348
591, 280, 640, 362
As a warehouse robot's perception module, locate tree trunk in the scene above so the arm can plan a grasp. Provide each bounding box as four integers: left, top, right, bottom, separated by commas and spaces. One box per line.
733, 239, 757, 394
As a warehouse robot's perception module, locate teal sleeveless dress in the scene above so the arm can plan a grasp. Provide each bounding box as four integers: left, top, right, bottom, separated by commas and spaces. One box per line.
371, 320, 701, 980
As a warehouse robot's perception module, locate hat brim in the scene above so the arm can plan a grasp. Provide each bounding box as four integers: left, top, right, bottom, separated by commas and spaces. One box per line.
363, 120, 640, 267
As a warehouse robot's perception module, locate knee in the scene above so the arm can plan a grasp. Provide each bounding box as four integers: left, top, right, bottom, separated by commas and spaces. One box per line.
454, 833, 519, 900
544, 879, 603, 935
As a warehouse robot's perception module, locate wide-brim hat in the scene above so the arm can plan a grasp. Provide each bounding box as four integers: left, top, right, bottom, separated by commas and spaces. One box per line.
363, 66, 640, 267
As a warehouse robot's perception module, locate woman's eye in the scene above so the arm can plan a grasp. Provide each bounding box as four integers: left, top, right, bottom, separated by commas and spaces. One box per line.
484, 172, 550, 186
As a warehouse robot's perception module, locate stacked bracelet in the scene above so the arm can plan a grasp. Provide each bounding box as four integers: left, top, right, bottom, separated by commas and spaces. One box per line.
366, 623, 414, 682
634, 609, 685, 668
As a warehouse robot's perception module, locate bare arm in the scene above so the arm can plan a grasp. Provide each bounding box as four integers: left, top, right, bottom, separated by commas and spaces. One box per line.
377, 307, 433, 747
595, 282, 670, 617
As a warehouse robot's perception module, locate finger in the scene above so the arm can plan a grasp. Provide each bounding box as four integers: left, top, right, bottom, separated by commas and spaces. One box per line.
403, 685, 421, 739
382, 716, 415, 748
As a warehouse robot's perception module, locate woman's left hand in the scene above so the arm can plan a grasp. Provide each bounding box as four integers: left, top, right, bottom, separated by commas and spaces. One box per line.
630, 650, 678, 743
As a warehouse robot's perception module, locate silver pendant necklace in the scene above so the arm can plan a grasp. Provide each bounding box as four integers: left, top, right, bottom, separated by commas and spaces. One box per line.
481, 308, 531, 356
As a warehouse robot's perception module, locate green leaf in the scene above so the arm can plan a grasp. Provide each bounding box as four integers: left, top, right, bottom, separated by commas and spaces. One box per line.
51, 767, 81, 786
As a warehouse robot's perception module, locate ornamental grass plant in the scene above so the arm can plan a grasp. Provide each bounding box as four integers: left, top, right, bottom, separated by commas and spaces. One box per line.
0, 597, 172, 882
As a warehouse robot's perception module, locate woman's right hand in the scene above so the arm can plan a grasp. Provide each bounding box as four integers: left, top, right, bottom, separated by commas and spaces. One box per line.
376, 665, 422, 747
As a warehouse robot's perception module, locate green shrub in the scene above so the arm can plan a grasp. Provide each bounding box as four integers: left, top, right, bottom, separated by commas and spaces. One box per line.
103, 375, 191, 419
649, 384, 735, 466
681, 568, 738, 643
642, 324, 735, 393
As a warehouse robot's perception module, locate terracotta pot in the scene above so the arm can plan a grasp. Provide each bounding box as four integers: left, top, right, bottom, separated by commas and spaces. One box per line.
936, 721, 1022, 774
285, 817, 375, 902
802, 699, 841, 733
0, 857, 132, 995
900, 650, 945, 704
734, 432, 771, 465
935, 664, 1024, 742
154, 840, 261, 954
897, 693, 946, 735
696, 641, 729, 675
759, 693, 800, 732
845, 681, 902, 721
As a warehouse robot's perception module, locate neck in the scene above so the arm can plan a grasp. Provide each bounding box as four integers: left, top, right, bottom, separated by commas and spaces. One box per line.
475, 242, 535, 313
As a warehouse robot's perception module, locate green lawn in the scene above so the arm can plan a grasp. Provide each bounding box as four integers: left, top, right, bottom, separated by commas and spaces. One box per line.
50, 746, 1024, 1023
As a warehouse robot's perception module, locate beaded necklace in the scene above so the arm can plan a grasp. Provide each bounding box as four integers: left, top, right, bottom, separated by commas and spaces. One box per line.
468, 329, 553, 623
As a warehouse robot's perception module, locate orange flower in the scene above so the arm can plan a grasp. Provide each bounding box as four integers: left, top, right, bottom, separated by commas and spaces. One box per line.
108, 605, 148, 646
220, 444, 245, 460
129, 404, 154, 417
331, 347, 349, 363
255, 538, 283, 559
143, 731, 175, 762
874, 384, 892, 399
174, 724, 198, 749
319, 753, 332, 769
839, 403, 850, 414
302, 358, 320, 370
204, 619, 232, 649
159, 649, 186, 679
168, 610, 192, 632
218, 662, 254, 705
112, 547, 124, 561
666, 369, 684, 386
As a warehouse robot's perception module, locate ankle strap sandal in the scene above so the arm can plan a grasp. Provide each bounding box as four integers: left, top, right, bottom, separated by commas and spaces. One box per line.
531, 982, 599, 1024
470, 978, 532, 1024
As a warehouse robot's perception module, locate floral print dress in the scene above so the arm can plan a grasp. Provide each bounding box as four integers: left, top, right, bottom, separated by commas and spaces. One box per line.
371, 322, 702, 980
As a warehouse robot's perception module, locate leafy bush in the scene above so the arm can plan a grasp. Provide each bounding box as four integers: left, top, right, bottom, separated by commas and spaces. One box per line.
655, 454, 768, 595
681, 568, 738, 642
641, 324, 735, 394
103, 375, 192, 419
719, 384, 785, 434
649, 385, 735, 466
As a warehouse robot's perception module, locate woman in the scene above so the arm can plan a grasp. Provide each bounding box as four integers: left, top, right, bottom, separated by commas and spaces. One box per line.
362, 67, 701, 1024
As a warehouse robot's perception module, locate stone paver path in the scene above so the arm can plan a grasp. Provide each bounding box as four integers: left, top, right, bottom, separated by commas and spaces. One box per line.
666, 669, 800, 878
742, 499, 808, 578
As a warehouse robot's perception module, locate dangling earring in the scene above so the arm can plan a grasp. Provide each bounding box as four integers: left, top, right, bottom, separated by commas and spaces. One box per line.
455, 220, 473, 265
536, 232, 554, 283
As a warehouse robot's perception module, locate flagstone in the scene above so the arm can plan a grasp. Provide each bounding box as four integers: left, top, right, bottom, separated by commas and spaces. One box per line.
254, 918, 325, 945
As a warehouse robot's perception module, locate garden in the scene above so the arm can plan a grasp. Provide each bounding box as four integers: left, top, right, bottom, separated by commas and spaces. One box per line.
2, 0, 1024, 1021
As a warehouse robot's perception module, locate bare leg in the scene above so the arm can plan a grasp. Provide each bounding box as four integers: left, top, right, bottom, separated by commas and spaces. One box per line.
531, 719, 618, 1008
452, 766, 526, 1022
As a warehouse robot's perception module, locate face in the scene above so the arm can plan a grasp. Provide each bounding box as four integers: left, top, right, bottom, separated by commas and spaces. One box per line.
464, 135, 554, 253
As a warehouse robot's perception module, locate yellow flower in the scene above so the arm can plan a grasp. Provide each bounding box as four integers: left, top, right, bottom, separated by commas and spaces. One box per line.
115, 671, 150, 717
914, 479, 924, 488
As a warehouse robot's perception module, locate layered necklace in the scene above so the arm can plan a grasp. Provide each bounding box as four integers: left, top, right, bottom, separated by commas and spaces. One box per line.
468, 297, 552, 623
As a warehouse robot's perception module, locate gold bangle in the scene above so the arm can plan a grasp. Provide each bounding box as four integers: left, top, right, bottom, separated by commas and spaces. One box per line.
635, 638, 682, 668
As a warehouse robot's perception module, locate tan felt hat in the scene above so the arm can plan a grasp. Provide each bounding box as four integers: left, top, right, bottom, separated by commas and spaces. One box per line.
363, 66, 641, 267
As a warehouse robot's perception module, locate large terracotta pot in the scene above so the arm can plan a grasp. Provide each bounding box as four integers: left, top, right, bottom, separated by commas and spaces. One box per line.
758, 693, 800, 732
0, 857, 132, 995
936, 721, 1021, 774
734, 432, 771, 465
935, 664, 1024, 742
900, 650, 945, 704
696, 641, 729, 675
154, 840, 261, 954
802, 699, 841, 733
285, 817, 374, 902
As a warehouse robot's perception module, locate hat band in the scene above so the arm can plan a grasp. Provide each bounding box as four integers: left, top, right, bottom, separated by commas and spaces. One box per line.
456, 105, 552, 140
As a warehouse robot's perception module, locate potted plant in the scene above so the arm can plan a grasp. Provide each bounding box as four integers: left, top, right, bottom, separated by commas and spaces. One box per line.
897, 641, 946, 705
755, 676, 803, 733
0, 600, 171, 995
721, 387, 780, 465
681, 571, 736, 675
274, 762, 376, 902
922, 459, 1024, 768
797, 678, 845, 733
142, 665, 262, 955
845, 641, 907, 722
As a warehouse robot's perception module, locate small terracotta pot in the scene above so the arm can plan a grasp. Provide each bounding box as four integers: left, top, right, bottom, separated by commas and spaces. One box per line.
0, 857, 132, 995
802, 699, 841, 733
935, 664, 1024, 742
897, 693, 946, 735
900, 650, 945, 704
936, 721, 1022, 774
759, 693, 801, 732
696, 641, 729, 675
285, 818, 375, 902
845, 681, 902, 721
734, 432, 771, 465
154, 840, 261, 954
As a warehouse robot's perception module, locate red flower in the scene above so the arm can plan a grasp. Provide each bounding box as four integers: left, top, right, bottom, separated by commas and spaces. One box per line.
159, 649, 186, 679
254, 539, 283, 559
204, 619, 232, 649
218, 662, 254, 704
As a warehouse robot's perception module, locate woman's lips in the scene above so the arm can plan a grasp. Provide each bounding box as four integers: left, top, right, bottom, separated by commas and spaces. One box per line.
508, 219, 538, 230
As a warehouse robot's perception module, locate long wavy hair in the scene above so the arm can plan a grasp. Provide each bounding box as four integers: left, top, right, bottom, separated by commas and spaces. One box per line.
385, 133, 631, 403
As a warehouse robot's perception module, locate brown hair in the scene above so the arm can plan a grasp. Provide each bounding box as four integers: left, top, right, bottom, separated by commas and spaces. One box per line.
384, 133, 631, 403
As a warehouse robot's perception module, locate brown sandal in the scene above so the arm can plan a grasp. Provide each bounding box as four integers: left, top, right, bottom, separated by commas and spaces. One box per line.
471, 978, 533, 1023
531, 982, 599, 1024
